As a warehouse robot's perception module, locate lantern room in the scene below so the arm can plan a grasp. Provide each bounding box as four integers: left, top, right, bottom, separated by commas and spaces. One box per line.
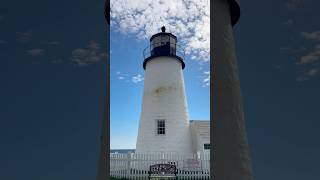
143, 26, 185, 69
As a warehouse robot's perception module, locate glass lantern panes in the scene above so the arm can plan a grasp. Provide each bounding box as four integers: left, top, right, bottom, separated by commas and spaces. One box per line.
161, 35, 169, 45
169, 36, 176, 44
169, 36, 176, 54
152, 36, 161, 48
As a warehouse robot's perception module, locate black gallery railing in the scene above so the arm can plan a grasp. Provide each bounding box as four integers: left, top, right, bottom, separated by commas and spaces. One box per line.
143, 42, 186, 60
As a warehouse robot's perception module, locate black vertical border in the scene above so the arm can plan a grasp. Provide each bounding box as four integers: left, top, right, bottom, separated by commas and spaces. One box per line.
210, 0, 213, 177
96, 0, 110, 180
211, 0, 241, 179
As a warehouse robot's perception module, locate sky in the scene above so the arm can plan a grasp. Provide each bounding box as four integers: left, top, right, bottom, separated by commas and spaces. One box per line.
234, 0, 320, 179
0, 0, 320, 180
0, 0, 108, 179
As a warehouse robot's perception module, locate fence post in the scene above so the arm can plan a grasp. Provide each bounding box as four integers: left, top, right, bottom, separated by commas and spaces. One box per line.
126, 152, 131, 179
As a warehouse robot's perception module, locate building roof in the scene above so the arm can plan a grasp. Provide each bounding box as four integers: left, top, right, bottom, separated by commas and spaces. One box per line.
190, 120, 210, 128
190, 120, 210, 123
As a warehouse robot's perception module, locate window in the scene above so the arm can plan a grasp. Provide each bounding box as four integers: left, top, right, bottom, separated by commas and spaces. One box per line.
169, 37, 176, 54
157, 119, 165, 135
152, 36, 161, 47
161, 35, 169, 45
169, 36, 176, 44
204, 143, 210, 150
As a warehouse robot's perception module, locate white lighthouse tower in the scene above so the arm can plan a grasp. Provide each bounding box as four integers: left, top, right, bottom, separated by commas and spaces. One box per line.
212, 0, 254, 179
135, 26, 193, 155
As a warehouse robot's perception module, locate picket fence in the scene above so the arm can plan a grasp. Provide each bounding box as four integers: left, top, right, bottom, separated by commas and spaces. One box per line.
110, 152, 210, 179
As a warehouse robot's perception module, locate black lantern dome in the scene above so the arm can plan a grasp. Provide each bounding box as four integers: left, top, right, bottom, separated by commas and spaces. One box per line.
143, 26, 185, 70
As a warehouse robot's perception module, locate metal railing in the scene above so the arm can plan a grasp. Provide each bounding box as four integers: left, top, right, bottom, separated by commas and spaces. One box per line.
143, 42, 186, 60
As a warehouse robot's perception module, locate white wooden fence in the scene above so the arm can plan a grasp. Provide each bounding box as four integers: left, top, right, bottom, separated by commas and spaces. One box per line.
110, 152, 210, 179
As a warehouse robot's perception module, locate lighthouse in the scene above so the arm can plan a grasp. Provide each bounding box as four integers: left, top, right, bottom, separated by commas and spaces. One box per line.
213, 0, 254, 179
135, 26, 193, 155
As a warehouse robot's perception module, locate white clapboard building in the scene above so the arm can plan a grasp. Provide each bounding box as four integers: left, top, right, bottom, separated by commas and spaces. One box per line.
135, 26, 210, 156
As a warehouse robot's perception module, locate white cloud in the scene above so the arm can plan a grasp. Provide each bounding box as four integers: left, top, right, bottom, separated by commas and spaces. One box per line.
202, 71, 210, 87
297, 44, 320, 65
110, 0, 210, 62
132, 74, 144, 83
71, 40, 107, 66
306, 68, 319, 76
284, 19, 294, 25
296, 68, 319, 82
115, 71, 130, 81
295, 29, 320, 81
301, 31, 320, 41
25, 49, 45, 56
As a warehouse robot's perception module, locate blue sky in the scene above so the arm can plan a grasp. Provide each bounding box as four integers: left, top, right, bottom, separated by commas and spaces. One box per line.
0, 0, 108, 179
234, 0, 320, 179
0, 0, 320, 180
